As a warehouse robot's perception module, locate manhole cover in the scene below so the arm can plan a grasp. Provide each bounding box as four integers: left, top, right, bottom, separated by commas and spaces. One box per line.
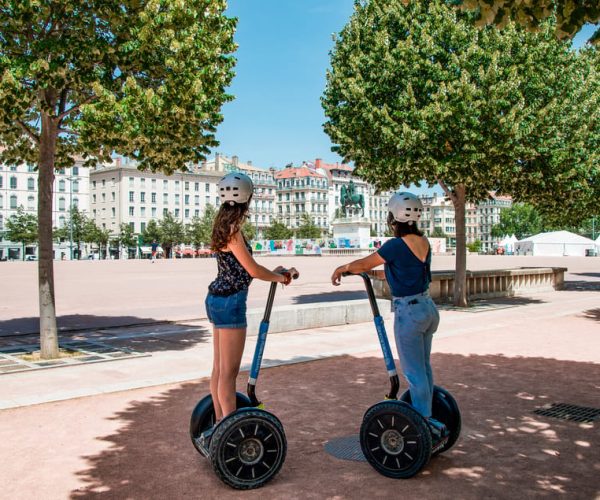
533, 403, 600, 423
324, 435, 366, 462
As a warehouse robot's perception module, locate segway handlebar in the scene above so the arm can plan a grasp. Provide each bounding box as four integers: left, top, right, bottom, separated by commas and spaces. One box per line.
341, 271, 381, 318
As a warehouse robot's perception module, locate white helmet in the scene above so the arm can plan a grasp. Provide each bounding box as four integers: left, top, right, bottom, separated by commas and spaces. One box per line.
388, 192, 423, 225
218, 172, 254, 205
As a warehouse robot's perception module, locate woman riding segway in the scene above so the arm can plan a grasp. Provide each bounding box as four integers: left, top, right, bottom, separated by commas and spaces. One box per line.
331, 192, 460, 478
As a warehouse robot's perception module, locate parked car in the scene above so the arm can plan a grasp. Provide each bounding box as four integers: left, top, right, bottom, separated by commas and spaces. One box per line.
25, 255, 37, 261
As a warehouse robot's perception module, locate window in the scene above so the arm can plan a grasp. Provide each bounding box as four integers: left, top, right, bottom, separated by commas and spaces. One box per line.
102, 179, 105, 187
205, 183, 210, 192
101, 193, 106, 202
58, 179, 65, 192
175, 208, 180, 217
58, 197, 65, 211
163, 193, 168, 204
111, 177, 115, 186
10, 165, 17, 171
10, 176, 17, 189
140, 192, 146, 203
27, 196, 35, 210
175, 181, 180, 188
129, 206, 134, 216
195, 182, 199, 192
111, 192, 115, 201
73, 197, 79, 209
28, 165, 35, 172
129, 222, 135, 232
205, 196, 210, 205
175, 194, 180, 205
151, 192, 156, 203
163, 180, 168, 189
129, 177, 134, 187
151, 178, 157, 188
93, 209, 96, 217
185, 181, 189, 191
151, 207, 157, 217
72, 166, 79, 175
163, 208, 168, 216
129, 191, 134, 202
185, 209, 190, 218
141, 222, 146, 233
112, 208, 116, 217
185, 195, 190, 205
0, 177, 2, 188
92, 180, 96, 188
72, 180, 79, 193
194, 195, 199, 206
195, 209, 200, 217
140, 178, 145, 186
141, 207, 146, 217
28, 177, 35, 190
215, 197, 220, 206
10, 195, 17, 209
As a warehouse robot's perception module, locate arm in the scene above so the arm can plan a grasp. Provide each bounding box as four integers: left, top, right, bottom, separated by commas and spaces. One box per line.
228, 232, 286, 283
331, 251, 385, 286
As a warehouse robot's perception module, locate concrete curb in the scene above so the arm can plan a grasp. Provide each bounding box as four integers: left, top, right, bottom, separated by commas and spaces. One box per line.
246, 298, 392, 335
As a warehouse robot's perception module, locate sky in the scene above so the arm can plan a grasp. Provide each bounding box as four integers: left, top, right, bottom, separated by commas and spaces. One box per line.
213, 1, 597, 177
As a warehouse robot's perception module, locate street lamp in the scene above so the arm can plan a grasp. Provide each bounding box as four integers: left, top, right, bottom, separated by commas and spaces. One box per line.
66, 175, 79, 260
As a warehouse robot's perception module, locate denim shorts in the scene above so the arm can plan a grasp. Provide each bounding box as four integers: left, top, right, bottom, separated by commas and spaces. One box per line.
205, 289, 248, 329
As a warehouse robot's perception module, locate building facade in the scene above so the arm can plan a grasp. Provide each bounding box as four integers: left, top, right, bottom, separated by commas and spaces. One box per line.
477, 193, 513, 252
0, 160, 90, 260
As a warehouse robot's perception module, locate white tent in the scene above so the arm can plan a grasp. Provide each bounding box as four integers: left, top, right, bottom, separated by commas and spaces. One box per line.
514, 231, 596, 257
497, 234, 516, 254
596, 235, 600, 252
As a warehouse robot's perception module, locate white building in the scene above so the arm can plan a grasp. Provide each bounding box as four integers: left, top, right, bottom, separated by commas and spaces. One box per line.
0, 160, 90, 260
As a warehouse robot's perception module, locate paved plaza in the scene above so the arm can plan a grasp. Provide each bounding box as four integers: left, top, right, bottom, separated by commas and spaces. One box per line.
0, 255, 598, 499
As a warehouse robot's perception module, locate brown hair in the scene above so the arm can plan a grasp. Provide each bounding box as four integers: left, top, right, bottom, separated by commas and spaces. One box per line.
210, 199, 251, 251
387, 212, 424, 238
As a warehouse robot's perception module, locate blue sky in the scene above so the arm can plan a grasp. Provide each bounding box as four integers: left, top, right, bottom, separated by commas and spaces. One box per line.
214, 0, 597, 177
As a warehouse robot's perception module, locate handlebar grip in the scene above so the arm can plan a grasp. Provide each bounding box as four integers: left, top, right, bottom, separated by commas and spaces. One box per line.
282, 269, 299, 280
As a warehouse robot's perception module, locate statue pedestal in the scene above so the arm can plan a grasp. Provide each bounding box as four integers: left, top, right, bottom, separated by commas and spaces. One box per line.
332, 217, 371, 248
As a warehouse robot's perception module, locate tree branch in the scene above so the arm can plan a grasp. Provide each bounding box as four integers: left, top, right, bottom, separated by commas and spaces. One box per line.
436, 178, 457, 204
17, 120, 40, 145
58, 95, 96, 121
58, 128, 79, 136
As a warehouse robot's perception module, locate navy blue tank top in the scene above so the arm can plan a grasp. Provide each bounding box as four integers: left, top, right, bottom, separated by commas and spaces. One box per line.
208, 241, 253, 296
377, 237, 432, 297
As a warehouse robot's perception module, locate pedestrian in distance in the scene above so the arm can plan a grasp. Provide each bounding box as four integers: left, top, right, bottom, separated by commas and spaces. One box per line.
331, 192, 448, 442
151, 240, 159, 263
199, 172, 297, 449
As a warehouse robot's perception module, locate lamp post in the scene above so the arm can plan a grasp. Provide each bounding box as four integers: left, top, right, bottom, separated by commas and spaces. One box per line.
66, 175, 79, 260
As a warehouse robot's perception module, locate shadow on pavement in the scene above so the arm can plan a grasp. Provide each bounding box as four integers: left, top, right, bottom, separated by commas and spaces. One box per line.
292, 290, 367, 304
581, 308, 600, 323
71, 353, 600, 499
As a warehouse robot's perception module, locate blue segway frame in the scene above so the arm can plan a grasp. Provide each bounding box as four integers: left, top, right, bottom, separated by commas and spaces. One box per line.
344, 272, 400, 400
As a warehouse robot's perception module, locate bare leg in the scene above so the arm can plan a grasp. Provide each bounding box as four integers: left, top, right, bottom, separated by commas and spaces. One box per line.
217, 327, 247, 417
210, 327, 223, 421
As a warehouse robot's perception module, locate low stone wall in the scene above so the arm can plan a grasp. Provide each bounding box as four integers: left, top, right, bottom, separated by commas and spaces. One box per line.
372, 267, 567, 302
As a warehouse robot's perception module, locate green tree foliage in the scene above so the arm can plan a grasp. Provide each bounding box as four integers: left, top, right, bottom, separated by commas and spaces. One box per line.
263, 219, 293, 240
296, 213, 322, 239
322, 0, 598, 306
0, 1, 236, 357
54, 206, 87, 259
116, 222, 137, 256
430, 227, 448, 239
242, 221, 257, 241
5, 206, 38, 260
466, 239, 482, 253
186, 204, 216, 248
457, 0, 600, 44
491, 203, 545, 239
141, 219, 162, 246
159, 211, 185, 258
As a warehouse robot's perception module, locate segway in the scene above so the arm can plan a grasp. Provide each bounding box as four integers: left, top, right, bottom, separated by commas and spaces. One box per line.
190, 269, 299, 489
342, 272, 461, 478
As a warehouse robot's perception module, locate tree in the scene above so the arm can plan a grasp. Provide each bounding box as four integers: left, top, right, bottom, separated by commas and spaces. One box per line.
242, 222, 257, 241
322, 0, 598, 306
466, 239, 482, 253
457, 0, 600, 44
263, 219, 293, 240
296, 213, 322, 239
0, 1, 236, 357
491, 203, 545, 239
5, 207, 37, 260
54, 206, 87, 259
430, 227, 448, 239
159, 211, 185, 258
141, 220, 162, 246
117, 223, 137, 258
187, 204, 216, 249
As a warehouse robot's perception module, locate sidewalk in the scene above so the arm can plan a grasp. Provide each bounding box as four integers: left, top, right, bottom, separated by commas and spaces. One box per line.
0, 283, 598, 498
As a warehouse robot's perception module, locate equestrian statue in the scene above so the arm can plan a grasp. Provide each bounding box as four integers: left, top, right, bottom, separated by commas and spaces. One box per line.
340, 180, 365, 217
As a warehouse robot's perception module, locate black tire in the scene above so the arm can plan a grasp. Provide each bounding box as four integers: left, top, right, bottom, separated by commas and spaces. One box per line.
400, 385, 461, 455
189, 392, 252, 454
360, 400, 431, 479
210, 408, 286, 490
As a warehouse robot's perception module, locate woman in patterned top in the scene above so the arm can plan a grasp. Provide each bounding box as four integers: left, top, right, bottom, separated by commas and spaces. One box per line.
205, 172, 297, 427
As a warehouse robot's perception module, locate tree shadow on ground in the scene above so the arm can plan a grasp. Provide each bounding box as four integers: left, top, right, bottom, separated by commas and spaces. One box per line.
563, 280, 600, 292
571, 272, 600, 279
292, 290, 368, 304
71, 353, 600, 499
0, 316, 210, 353
581, 308, 600, 323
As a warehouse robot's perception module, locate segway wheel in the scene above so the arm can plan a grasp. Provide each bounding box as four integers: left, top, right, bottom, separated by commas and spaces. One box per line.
210, 408, 286, 490
360, 401, 431, 479
189, 392, 251, 454
400, 385, 461, 455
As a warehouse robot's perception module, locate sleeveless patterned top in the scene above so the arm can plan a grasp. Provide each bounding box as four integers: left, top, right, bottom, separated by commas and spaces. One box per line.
208, 240, 253, 296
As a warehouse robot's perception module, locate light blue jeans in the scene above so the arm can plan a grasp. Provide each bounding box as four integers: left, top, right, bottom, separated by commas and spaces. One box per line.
393, 292, 440, 418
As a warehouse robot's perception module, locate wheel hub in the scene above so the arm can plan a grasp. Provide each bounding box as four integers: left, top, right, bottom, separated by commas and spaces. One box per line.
238, 437, 264, 465
381, 429, 405, 455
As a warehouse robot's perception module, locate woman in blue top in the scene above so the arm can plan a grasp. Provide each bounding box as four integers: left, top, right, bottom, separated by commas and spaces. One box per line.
331, 192, 446, 439
204, 172, 296, 436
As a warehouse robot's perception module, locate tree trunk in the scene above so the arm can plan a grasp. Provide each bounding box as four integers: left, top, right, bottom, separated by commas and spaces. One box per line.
38, 108, 59, 359
22, 242, 25, 261
452, 185, 468, 307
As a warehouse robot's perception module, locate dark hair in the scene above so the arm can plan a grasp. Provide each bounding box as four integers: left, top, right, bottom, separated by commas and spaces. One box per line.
387, 212, 424, 238
210, 198, 251, 251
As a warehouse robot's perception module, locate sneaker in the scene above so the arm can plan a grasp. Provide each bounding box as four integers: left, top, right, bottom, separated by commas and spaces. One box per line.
427, 417, 449, 445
